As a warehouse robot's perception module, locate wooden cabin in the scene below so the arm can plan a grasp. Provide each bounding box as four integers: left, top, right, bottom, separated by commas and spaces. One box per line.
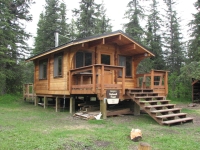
25, 31, 194, 125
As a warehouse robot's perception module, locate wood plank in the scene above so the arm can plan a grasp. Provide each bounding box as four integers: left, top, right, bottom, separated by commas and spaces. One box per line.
156, 113, 187, 119
151, 108, 181, 113
145, 104, 175, 108
162, 117, 193, 125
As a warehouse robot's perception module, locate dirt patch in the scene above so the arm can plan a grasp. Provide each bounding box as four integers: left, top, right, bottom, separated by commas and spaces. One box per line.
94, 140, 111, 148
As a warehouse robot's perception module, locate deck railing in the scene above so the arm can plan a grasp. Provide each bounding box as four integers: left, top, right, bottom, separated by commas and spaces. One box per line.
69, 64, 125, 96
23, 83, 36, 101
136, 70, 169, 96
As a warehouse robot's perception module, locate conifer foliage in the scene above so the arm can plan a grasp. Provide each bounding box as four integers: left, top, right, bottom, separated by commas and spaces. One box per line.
34, 0, 68, 55
0, 0, 33, 94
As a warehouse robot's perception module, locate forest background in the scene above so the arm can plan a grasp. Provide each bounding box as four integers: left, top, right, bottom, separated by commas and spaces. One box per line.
1, 0, 200, 101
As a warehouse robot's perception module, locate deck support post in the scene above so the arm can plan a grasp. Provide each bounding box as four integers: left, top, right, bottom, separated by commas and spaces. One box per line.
35, 96, 39, 106
44, 96, 47, 109
100, 99, 107, 119
70, 97, 75, 114
134, 102, 140, 115
55, 97, 60, 112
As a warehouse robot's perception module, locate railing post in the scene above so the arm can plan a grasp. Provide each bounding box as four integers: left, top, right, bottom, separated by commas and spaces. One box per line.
151, 70, 154, 89
92, 65, 96, 93
101, 65, 104, 96
69, 71, 71, 93
122, 67, 125, 95
165, 71, 168, 96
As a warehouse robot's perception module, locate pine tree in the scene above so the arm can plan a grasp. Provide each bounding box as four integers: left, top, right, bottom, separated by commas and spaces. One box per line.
163, 0, 184, 73
188, 0, 200, 61
145, 0, 165, 70
124, 0, 144, 42
0, 0, 33, 94
73, 0, 101, 38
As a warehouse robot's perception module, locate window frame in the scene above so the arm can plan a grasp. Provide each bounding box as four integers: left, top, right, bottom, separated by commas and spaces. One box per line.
118, 55, 132, 77
54, 52, 63, 78
75, 51, 92, 68
39, 59, 48, 80
101, 54, 111, 65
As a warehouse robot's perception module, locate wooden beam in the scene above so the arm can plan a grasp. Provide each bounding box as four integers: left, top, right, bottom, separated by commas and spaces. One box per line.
88, 38, 105, 48
55, 97, 60, 112
105, 35, 121, 44
120, 43, 136, 51
70, 97, 75, 114
100, 99, 107, 119
35, 96, 39, 106
44, 96, 47, 109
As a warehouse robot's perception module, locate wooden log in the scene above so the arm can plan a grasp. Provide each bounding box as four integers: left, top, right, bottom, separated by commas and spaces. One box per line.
138, 142, 151, 150
55, 97, 60, 112
100, 99, 107, 119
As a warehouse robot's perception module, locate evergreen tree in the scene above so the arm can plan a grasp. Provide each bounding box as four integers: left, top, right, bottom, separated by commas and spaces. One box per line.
124, 0, 144, 42
96, 0, 112, 34
145, 0, 165, 70
0, 0, 33, 94
34, 0, 68, 54
163, 0, 184, 73
73, 0, 101, 38
188, 0, 200, 61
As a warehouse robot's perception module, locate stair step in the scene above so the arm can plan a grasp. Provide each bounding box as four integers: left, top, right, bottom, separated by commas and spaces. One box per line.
162, 117, 193, 125
145, 104, 175, 109
135, 96, 165, 99
156, 113, 187, 119
127, 88, 153, 93
151, 108, 181, 113
140, 100, 170, 104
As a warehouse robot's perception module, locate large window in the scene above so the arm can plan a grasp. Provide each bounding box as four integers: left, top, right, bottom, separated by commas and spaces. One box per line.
101, 54, 110, 65
119, 56, 132, 77
54, 52, 63, 77
39, 59, 48, 79
75, 51, 92, 68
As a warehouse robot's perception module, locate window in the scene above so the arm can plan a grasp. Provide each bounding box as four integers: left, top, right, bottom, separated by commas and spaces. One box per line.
119, 56, 132, 77
75, 51, 92, 68
54, 52, 63, 77
101, 54, 110, 65
39, 59, 48, 79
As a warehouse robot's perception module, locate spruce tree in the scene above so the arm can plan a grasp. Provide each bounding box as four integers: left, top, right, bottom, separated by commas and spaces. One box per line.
188, 0, 200, 62
0, 0, 33, 94
124, 0, 144, 42
163, 0, 184, 73
145, 0, 165, 70
34, 0, 68, 54
96, 1, 112, 34
73, 0, 101, 38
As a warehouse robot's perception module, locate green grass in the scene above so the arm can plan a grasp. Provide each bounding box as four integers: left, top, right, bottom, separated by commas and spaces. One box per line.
0, 95, 200, 150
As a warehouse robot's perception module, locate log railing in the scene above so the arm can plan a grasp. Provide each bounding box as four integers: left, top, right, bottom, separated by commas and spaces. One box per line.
23, 83, 36, 101
69, 64, 125, 96
136, 70, 169, 96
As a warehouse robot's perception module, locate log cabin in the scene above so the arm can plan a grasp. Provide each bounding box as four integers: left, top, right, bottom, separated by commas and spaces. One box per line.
25, 30, 193, 125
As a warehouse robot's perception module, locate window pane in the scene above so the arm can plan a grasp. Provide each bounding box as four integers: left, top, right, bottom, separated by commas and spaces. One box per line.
39, 59, 48, 79
101, 54, 110, 65
126, 57, 132, 76
43, 62, 47, 79
58, 56, 62, 76
85, 52, 92, 66
76, 52, 83, 68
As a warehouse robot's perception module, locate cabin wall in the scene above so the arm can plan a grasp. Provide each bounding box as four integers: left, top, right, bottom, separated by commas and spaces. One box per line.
34, 43, 140, 95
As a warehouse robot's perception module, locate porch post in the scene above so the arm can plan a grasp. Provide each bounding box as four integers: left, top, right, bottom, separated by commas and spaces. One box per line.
164, 71, 168, 96
35, 96, 39, 106
100, 99, 107, 119
44, 96, 47, 109
55, 97, 60, 112
150, 70, 154, 89
70, 97, 75, 114
134, 102, 140, 116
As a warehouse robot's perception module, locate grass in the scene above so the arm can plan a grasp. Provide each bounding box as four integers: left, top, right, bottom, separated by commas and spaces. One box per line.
0, 95, 200, 150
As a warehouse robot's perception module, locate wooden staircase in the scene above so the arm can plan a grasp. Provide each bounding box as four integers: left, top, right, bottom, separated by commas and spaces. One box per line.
126, 88, 193, 126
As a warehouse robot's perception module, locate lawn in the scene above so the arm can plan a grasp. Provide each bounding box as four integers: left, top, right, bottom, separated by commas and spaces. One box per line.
0, 95, 200, 150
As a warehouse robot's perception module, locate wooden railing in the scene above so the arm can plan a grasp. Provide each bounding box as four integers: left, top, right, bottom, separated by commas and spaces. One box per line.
136, 70, 169, 96
69, 64, 125, 96
23, 83, 36, 101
